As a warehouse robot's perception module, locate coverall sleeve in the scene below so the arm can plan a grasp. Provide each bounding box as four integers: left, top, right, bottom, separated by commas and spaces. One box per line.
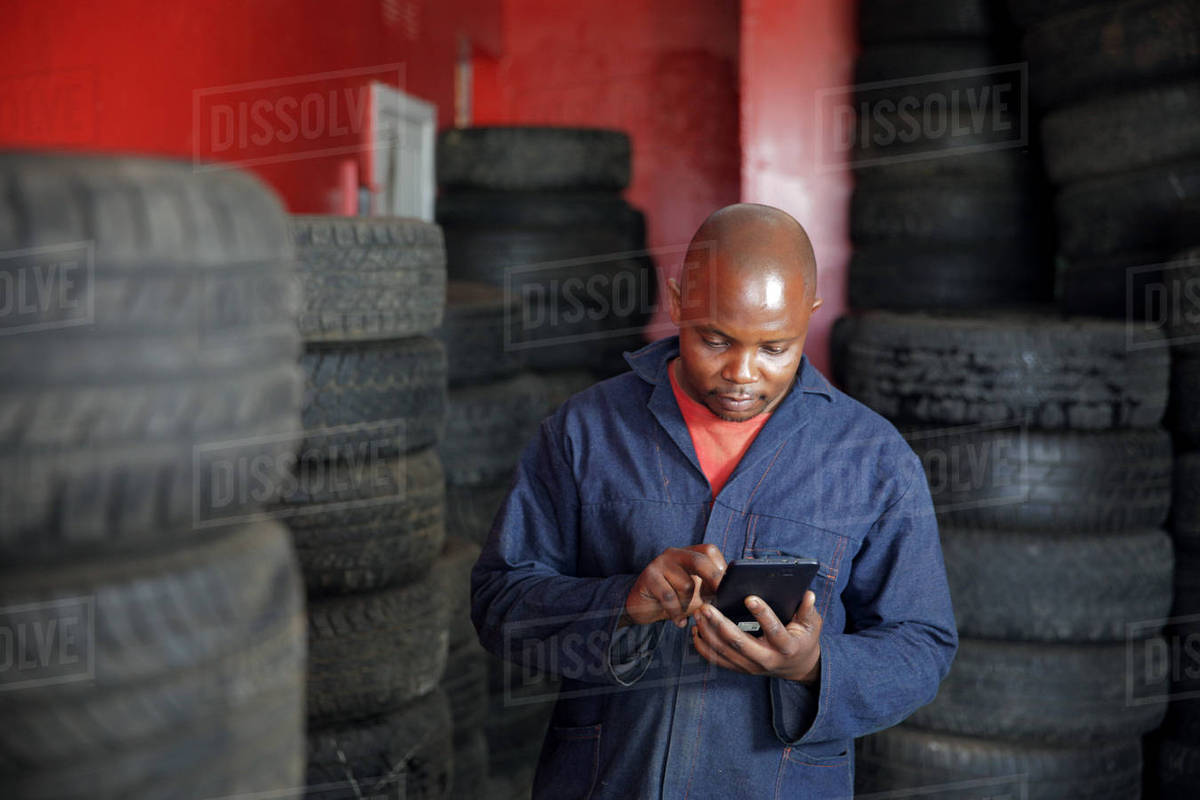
470, 410, 665, 687
769, 456, 959, 744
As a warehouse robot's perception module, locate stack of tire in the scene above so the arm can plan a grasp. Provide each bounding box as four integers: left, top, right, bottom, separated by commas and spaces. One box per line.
434, 281, 579, 800
1148, 211, 1200, 796
842, 311, 1175, 798
437, 126, 654, 379
849, 0, 1050, 312
0, 154, 307, 798
437, 128, 642, 797
437, 535, 490, 798
283, 216, 455, 799
1009, 0, 1200, 318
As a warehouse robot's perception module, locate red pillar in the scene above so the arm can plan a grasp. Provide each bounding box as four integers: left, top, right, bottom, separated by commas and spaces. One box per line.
740, 0, 858, 377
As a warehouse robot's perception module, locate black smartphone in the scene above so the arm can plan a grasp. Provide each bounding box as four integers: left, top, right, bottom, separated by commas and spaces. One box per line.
712, 557, 820, 634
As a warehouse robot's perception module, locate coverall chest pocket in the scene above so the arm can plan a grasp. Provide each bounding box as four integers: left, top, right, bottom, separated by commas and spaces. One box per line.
739, 514, 852, 621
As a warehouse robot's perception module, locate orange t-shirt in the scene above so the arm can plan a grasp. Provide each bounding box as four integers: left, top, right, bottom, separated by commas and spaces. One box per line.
668, 358, 772, 498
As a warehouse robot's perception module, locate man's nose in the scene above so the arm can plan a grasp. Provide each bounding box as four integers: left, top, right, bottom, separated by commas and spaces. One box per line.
722, 349, 757, 385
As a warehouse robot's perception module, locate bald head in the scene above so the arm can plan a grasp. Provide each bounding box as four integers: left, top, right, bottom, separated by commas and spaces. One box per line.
679, 203, 818, 309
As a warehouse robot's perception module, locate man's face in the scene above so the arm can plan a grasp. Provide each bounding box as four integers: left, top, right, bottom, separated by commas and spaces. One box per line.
669, 254, 821, 422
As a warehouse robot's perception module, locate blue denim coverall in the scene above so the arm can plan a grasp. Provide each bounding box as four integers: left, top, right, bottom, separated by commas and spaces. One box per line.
471, 335, 958, 798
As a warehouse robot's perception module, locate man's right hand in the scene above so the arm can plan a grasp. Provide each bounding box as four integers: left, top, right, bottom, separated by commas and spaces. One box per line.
623, 544, 727, 628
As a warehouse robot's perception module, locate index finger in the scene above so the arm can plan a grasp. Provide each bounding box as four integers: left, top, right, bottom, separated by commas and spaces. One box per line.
689, 544, 727, 574
677, 547, 726, 593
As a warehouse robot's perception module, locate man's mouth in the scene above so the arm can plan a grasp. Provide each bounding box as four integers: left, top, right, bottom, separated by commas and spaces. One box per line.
714, 394, 757, 412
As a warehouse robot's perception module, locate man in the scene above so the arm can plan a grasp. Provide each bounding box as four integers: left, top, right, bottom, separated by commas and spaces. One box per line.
471, 203, 958, 798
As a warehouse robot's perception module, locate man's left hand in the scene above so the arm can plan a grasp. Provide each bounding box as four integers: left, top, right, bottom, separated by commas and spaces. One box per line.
691, 590, 822, 684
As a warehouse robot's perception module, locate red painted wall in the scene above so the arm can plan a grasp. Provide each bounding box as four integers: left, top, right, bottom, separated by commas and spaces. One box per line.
0, 0, 501, 212
473, 0, 742, 339
2, 0, 850, 371
740, 0, 857, 376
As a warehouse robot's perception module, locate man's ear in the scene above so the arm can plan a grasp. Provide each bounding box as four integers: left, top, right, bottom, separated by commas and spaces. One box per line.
667, 277, 683, 327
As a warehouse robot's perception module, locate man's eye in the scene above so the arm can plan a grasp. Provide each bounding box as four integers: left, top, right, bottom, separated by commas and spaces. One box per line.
762, 346, 785, 355
704, 339, 726, 349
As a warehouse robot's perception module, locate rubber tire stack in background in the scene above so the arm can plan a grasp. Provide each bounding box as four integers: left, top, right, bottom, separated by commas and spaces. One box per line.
431, 283, 511, 798
436, 283, 549, 495
1012, 2, 1200, 788
841, 311, 1174, 798
437, 127, 654, 378
849, 0, 1050, 312
436, 281, 548, 553
1147, 210, 1200, 796
437, 537, 489, 798
437, 129, 636, 795
433, 281, 582, 799
286, 216, 454, 800
1167, 205, 1200, 459
1010, 0, 1200, 317
0, 154, 307, 799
